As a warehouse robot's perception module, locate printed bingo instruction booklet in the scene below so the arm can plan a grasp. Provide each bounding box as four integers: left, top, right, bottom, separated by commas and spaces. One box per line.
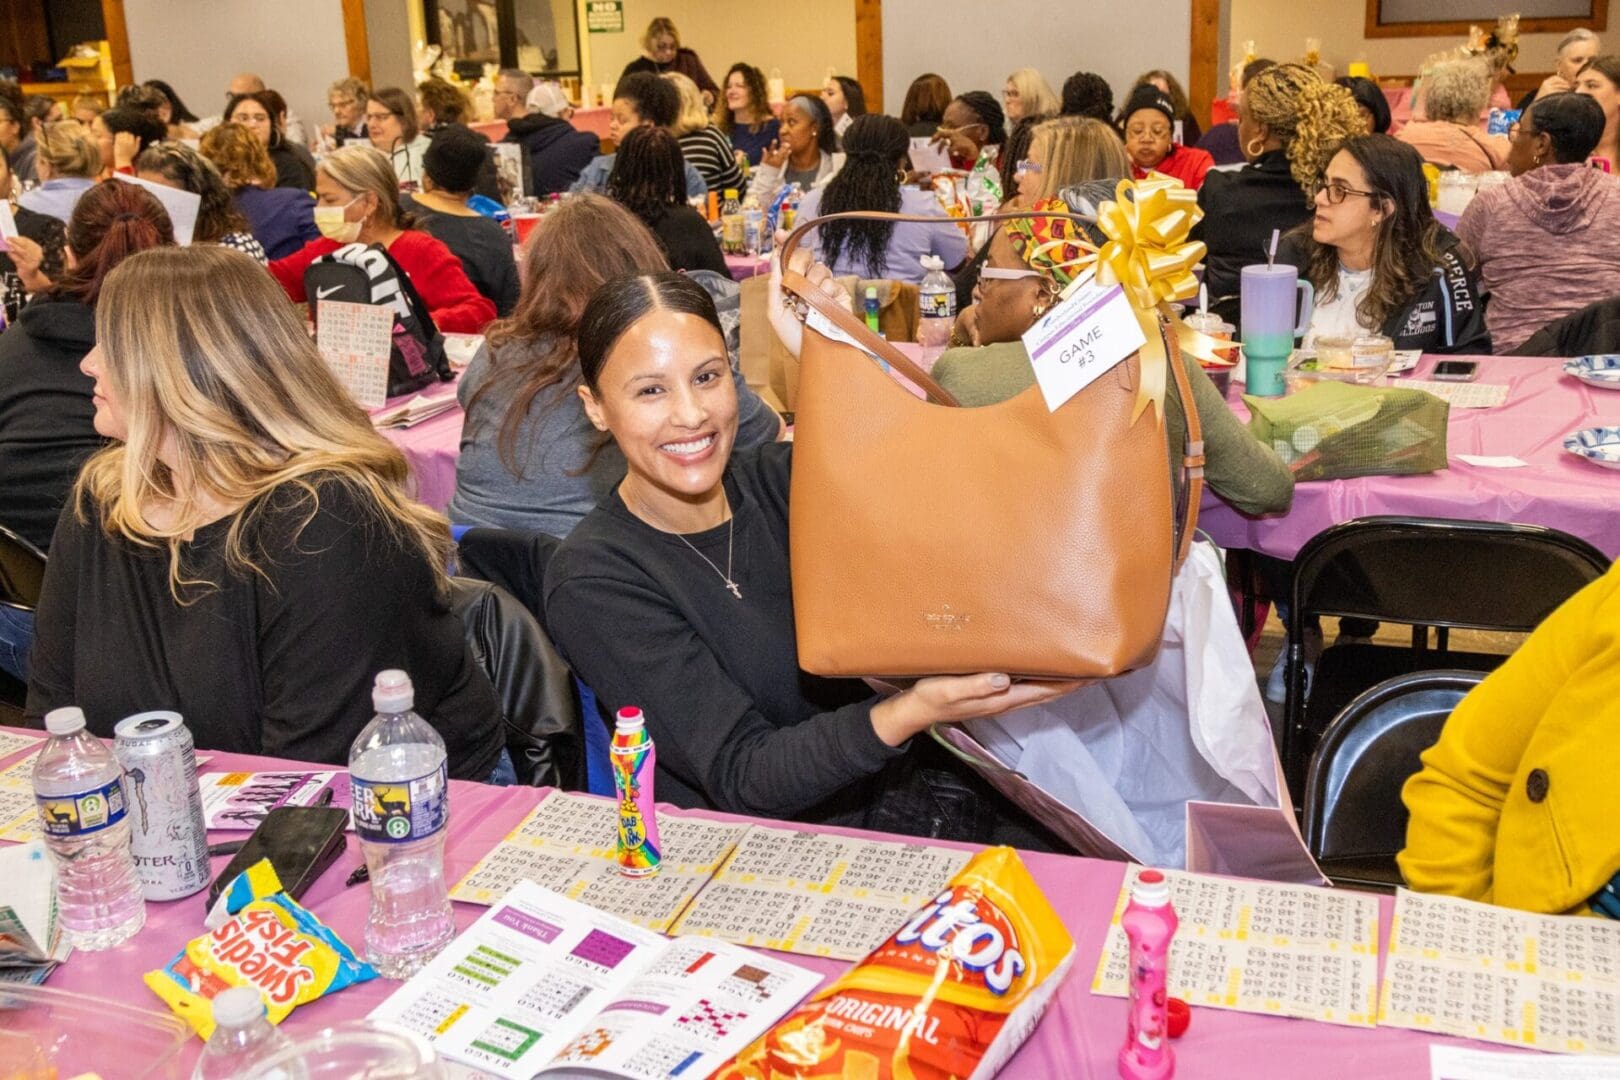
370, 880, 821, 1078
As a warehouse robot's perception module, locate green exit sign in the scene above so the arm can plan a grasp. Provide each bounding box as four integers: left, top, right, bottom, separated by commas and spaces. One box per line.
586, 0, 623, 33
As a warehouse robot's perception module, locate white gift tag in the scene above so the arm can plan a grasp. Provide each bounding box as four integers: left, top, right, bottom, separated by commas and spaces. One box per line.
1022, 276, 1146, 412
0, 201, 17, 245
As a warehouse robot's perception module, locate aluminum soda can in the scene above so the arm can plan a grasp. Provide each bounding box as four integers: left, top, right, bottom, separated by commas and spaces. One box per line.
113, 711, 210, 900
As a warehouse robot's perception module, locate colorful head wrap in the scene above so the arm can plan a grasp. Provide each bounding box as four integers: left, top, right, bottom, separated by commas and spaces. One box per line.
1004, 198, 1095, 287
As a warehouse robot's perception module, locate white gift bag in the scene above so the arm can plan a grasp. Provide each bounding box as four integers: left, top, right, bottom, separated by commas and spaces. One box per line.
936, 541, 1324, 884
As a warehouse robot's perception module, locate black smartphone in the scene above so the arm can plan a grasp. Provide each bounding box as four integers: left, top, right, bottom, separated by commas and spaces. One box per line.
1432, 360, 1480, 382
207, 805, 350, 907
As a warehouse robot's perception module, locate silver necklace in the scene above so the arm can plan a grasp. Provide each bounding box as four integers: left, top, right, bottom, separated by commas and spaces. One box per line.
634, 495, 741, 600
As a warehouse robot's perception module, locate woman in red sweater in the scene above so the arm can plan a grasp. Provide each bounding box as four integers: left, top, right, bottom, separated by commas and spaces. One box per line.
1120, 84, 1214, 191
269, 144, 495, 333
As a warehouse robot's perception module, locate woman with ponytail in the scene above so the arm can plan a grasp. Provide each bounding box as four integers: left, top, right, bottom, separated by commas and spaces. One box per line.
796, 114, 965, 283
0, 181, 174, 678
1194, 64, 1363, 329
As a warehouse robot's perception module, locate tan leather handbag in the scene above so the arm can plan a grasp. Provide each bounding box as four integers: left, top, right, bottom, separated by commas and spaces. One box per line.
780, 210, 1205, 680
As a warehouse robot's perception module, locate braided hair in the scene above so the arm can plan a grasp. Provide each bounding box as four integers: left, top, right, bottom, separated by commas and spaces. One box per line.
955, 91, 1006, 146
606, 125, 687, 227
1244, 63, 1362, 193
817, 114, 909, 278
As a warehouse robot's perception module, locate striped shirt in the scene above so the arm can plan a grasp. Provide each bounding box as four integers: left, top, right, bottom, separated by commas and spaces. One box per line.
679, 126, 745, 197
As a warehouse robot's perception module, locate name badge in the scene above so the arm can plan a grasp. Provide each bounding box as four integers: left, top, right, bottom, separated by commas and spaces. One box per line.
1022, 274, 1146, 412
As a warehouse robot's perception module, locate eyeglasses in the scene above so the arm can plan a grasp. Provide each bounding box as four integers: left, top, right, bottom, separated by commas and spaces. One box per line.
978, 266, 1045, 286
1014, 159, 1042, 177
329, 97, 356, 109
364, 110, 398, 124
1125, 124, 1171, 140
492, 90, 520, 100
1315, 180, 1380, 204
1507, 121, 1533, 139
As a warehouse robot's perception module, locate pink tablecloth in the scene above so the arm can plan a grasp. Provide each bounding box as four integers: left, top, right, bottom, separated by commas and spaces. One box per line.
1200, 354, 1620, 560
0, 731, 1508, 1077
725, 252, 769, 280
376, 376, 464, 513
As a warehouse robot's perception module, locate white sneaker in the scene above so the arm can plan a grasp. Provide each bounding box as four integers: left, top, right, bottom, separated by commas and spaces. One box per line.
1264, 627, 1323, 704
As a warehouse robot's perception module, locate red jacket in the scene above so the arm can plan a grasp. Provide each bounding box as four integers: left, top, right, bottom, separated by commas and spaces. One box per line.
269, 230, 496, 333
1133, 143, 1215, 192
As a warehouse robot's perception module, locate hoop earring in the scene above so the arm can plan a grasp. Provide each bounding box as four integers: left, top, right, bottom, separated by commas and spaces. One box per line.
1245, 137, 1266, 157
896, 168, 908, 184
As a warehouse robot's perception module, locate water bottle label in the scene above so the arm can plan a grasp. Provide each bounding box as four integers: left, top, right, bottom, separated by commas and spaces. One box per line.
36, 778, 127, 837
920, 292, 956, 319
351, 763, 448, 843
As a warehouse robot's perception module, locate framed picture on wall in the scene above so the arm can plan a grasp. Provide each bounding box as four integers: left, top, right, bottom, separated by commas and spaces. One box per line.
1366, 0, 1607, 38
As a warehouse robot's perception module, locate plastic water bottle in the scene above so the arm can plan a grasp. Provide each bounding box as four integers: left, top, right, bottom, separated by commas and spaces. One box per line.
32, 706, 144, 950
918, 254, 957, 347
720, 188, 744, 254
193, 987, 293, 1080
742, 194, 767, 256
349, 670, 454, 978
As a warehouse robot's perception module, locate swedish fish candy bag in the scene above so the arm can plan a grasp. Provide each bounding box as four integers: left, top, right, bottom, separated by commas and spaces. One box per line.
146, 863, 376, 1039
721, 847, 1074, 1080
205, 856, 285, 930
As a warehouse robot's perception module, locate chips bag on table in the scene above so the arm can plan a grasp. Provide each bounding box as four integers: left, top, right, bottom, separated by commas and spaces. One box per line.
145, 859, 377, 1039
720, 847, 1075, 1080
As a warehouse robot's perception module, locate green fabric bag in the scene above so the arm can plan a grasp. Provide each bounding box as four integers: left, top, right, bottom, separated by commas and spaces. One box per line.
1244, 381, 1450, 482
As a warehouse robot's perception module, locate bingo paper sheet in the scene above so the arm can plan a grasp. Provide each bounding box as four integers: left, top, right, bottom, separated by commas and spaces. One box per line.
371, 881, 819, 1080
670, 824, 971, 960
1092, 865, 1380, 1027
198, 770, 351, 830
0, 748, 45, 843
316, 299, 393, 409
452, 791, 746, 932
0, 731, 41, 761
1379, 889, 1620, 1053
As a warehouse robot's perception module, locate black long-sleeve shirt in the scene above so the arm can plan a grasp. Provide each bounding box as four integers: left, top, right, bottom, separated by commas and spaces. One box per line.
26, 477, 502, 778
544, 443, 908, 823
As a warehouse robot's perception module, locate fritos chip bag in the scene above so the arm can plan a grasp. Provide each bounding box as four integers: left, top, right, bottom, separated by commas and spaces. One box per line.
145, 859, 377, 1039
720, 847, 1074, 1080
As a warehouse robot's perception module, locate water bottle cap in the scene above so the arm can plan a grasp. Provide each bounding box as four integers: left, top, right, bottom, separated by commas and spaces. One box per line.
212, 986, 268, 1028
1131, 869, 1172, 907
43, 707, 86, 736
372, 669, 415, 713
615, 706, 645, 732
865, 286, 878, 298
724, 188, 738, 199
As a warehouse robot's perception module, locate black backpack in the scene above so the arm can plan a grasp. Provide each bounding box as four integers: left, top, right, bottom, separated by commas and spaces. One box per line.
304, 242, 453, 397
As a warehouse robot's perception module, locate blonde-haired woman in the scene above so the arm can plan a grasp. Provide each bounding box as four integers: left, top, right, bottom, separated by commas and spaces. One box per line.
269, 144, 494, 333
17, 120, 100, 224
621, 16, 718, 106
25, 246, 505, 778
1398, 59, 1509, 172
1017, 116, 1130, 200
1195, 64, 1364, 329
1003, 67, 1060, 124
665, 71, 743, 195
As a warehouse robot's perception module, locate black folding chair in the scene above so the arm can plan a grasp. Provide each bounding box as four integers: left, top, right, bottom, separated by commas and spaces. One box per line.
1303, 669, 1483, 892
1282, 517, 1607, 797
0, 524, 46, 710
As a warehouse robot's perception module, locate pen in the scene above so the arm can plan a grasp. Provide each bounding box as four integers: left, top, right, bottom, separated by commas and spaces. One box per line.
346, 864, 369, 887
207, 839, 246, 857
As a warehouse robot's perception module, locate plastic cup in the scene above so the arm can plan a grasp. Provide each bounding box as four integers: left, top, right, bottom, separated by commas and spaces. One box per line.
512, 213, 543, 245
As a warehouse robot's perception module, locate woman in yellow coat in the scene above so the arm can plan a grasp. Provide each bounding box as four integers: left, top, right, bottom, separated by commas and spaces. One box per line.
1399, 563, 1620, 916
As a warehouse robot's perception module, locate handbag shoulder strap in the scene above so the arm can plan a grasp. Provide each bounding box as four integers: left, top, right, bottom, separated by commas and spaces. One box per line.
1160, 315, 1205, 570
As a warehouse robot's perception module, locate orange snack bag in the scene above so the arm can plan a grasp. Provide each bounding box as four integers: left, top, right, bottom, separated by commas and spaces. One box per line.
719, 846, 1075, 1080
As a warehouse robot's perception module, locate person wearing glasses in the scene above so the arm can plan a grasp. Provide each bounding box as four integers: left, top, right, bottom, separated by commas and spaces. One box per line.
619, 17, 720, 107
324, 77, 370, 148
1194, 65, 1363, 332
365, 87, 432, 190
225, 92, 314, 191
495, 68, 599, 197
928, 198, 1293, 518
1119, 85, 1213, 190
931, 91, 1005, 172
1275, 134, 1489, 354
1456, 93, 1620, 352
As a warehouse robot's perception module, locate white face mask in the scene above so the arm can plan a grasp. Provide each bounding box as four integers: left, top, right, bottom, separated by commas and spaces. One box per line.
313, 195, 364, 243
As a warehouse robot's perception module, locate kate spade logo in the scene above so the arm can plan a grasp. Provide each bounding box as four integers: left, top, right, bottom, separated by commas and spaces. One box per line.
924, 603, 972, 631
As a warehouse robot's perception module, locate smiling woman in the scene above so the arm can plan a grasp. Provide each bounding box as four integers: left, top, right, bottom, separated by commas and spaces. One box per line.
542, 270, 1080, 841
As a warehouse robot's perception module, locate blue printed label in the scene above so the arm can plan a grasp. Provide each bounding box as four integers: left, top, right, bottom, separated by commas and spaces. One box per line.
37, 778, 127, 837
350, 764, 448, 843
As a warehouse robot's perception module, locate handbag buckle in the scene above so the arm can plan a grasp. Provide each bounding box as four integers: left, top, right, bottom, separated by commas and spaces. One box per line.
1185, 438, 1207, 480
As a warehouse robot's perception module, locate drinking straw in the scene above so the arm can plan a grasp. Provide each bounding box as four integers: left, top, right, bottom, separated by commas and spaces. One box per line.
1198, 283, 1208, 316
1267, 228, 1280, 268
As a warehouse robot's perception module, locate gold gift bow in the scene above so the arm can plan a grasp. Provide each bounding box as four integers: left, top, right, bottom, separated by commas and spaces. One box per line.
1072, 174, 1212, 424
